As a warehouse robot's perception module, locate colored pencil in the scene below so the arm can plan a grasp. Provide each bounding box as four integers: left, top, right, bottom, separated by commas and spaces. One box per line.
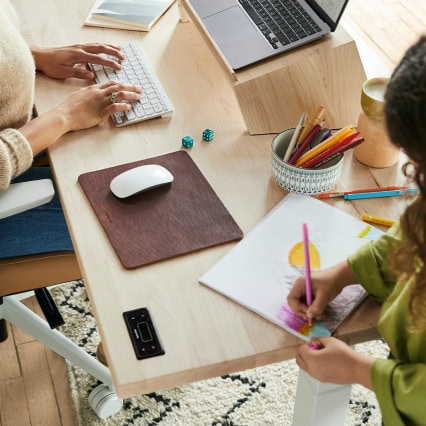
288, 124, 322, 165
302, 222, 313, 326
362, 215, 396, 227
302, 135, 363, 169
357, 225, 371, 238
318, 186, 411, 199
343, 189, 416, 200
294, 125, 355, 167
283, 113, 306, 162
309, 341, 323, 350
297, 105, 326, 144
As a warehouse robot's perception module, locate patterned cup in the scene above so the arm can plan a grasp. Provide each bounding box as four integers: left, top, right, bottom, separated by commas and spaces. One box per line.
271, 128, 343, 195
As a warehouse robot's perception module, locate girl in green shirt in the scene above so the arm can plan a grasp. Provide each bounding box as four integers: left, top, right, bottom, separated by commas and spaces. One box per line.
287, 35, 426, 426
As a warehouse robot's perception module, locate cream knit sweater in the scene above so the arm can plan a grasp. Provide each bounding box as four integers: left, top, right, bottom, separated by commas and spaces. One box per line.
0, 0, 36, 190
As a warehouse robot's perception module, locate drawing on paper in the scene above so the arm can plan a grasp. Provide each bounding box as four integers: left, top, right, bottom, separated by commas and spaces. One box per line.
199, 194, 375, 342
274, 238, 366, 338
276, 304, 331, 337
275, 239, 331, 337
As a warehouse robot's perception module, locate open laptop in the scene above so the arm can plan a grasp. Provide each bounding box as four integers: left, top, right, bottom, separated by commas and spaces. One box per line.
188, 0, 349, 69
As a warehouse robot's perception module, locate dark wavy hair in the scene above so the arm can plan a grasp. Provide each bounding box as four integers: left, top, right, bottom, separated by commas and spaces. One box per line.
384, 35, 426, 332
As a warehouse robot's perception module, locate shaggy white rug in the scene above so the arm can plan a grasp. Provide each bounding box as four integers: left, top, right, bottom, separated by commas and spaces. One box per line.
52, 280, 388, 425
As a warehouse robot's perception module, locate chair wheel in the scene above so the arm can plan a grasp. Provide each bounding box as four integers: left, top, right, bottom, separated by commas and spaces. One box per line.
88, 383, 123, 419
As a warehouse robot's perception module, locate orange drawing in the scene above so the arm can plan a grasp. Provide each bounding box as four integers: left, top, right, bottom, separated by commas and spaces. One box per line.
288, 241, 321, 269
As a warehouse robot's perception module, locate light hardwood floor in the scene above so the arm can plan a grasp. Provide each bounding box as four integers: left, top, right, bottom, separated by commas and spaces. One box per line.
342, 0, 426, 77
1, 1, 425, 425
0, 297, 78, 426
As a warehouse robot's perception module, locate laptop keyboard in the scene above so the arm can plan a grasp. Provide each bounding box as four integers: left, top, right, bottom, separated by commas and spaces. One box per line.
89, 41, 174, 127
238, 0, 321, 49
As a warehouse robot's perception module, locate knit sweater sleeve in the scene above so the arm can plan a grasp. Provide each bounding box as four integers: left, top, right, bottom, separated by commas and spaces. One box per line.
0, 128, 33, 190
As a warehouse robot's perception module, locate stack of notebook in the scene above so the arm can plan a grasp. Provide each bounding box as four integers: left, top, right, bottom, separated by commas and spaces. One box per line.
85, 0, 175, 31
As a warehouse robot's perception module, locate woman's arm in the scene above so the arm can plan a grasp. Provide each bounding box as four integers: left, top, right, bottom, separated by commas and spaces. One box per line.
20, 81, 141, 156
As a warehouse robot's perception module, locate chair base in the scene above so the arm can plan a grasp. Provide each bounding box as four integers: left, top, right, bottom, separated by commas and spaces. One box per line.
89, 384, 123, 419
0, 294, 122, 419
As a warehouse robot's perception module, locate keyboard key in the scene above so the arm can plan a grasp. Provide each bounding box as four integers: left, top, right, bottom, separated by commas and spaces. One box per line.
95, 70, 109, 84
240, 3, 263, 25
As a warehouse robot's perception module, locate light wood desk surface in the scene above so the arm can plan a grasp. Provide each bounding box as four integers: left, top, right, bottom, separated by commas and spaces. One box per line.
14, 0, 408, 399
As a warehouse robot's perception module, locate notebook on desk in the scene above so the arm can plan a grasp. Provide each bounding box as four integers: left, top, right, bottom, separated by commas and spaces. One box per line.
78, 151, 243, 269
188, 0, 349, 69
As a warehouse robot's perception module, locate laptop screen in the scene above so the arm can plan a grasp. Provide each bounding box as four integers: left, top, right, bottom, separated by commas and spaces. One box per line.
307, 0, 349, 31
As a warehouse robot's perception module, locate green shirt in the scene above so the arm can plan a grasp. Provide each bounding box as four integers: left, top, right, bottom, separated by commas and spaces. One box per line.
348, 224, 426, 426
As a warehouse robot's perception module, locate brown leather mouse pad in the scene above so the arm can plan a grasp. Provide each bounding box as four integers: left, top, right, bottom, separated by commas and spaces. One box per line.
78, 151, 243, 269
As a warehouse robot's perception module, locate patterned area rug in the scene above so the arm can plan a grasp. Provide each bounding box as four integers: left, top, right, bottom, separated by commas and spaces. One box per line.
51, 280, 388, 426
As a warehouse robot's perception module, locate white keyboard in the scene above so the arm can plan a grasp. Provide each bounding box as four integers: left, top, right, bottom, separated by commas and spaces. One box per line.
89, 41, 174, 127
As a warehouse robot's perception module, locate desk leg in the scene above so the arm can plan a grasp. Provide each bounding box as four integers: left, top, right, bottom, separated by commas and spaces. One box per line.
292, 369, 351, 426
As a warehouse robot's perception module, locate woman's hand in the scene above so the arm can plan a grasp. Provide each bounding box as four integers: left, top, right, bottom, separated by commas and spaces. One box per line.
31, 43, 125, 80
296, 337, 374, 389
55, 81, 142, 131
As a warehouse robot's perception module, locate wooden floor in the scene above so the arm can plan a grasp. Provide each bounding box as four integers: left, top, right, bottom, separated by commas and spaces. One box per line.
342, 0, 426, 77
0, 298, 78, 426
1, 1, 425, 425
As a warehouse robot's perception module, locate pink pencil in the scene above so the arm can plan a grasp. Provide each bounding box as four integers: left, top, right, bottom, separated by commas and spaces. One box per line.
302, 223, 313, 326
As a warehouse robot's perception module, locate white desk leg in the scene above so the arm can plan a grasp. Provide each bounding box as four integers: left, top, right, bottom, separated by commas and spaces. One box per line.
292, 369, 351, 426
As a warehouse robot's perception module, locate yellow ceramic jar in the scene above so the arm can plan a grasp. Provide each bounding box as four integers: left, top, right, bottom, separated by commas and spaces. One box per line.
354, 78, 400, 168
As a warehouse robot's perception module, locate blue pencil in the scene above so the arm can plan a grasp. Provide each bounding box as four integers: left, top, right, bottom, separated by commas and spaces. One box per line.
343, 188, 418, 200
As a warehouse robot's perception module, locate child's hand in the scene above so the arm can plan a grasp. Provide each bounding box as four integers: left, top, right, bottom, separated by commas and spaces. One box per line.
287, 260, 356, 321
296, 337, 374, 388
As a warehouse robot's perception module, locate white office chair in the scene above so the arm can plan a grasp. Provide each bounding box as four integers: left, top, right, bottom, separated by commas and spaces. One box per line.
0, 179, 122, 419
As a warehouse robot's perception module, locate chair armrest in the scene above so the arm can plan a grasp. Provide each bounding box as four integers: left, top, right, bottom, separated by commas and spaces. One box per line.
0, 179, 55, 219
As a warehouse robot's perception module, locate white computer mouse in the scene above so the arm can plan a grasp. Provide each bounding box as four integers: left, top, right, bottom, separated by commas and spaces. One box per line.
110, 164, 174, 199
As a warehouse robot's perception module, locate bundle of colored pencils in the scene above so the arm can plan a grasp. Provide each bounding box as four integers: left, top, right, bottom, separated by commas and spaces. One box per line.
282, 106, 365, 169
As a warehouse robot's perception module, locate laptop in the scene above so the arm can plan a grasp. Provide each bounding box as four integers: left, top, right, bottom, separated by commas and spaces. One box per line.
188, 0, 349, 69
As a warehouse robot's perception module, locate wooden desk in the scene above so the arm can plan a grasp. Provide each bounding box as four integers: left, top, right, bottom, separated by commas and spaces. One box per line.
13, 0, 407, 421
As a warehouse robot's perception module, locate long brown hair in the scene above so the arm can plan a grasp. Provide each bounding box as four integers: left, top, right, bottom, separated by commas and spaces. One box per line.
384, 36, 426, 332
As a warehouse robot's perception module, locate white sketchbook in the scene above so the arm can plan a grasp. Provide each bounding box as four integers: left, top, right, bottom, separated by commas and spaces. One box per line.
200, 194, 383, 341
